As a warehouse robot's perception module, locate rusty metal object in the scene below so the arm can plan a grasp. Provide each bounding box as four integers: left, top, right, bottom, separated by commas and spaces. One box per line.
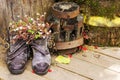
52, 2, 79, 19
63, 25, 74, 31
55, 37, 83, 50
65, 30, 71, 41
50, 2, 84, 52
76, 16, 84, 38
63, 25, 74, 41
56, 48, 78, 54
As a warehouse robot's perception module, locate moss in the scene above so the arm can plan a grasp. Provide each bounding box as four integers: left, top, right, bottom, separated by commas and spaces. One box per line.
66, 0, 120, 19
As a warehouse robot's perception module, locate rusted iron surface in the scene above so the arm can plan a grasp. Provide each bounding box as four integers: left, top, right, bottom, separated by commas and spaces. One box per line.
63, 25, 74, 31
76, 18, 84, 38
56, 48, 78, 54
55, 37, 83, 50
50, 2, 84, 52
52, 2, 79, 19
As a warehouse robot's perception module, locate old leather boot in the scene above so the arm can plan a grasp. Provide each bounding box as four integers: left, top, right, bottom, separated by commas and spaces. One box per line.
30, 38, 51, 75
7, 39, 29, 74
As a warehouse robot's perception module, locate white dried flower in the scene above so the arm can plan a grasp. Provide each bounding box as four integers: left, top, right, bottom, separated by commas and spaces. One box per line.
38, 23, 41, 26
11, 25, 14, 28
44, 12, 46, 15
17, 15, 20, 18
19, 26, 23, 30
16, 28, 19, 31
40, 29, 42, 32
43, 36, 46, 39
19, 20, 22, 23
33, 21, 36, 24
13, 36, 17, 39
41, 23, 45, 27
27, 26, 31, 29
37, 18, 39, 21
13, 29, 16, 31
31, 18, 34, 21
9, 22, 12, 26
46, 32, 49, 35
38, 32, 43, 34
41, 15, 44, 17
24, 15, 28, 17
40, 32, 43, 34
36, 13, 40, 16
49, 30, 52, 33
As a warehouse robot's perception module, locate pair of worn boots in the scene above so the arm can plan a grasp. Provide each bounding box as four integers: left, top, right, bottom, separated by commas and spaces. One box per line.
6, 38, 51, 75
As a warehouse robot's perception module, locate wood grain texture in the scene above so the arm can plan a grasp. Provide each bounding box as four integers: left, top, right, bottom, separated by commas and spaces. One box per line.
74, 50, 120, 73
0, 56, 89, 80
56, 57, 120, 80
0, 66, 49, 80
0, 47, 120, 80
0, 58, 48, 80
93, 47, 120, 60
26, 61, 90, 80
44, 66, 90, 80
0, 0, 8, 39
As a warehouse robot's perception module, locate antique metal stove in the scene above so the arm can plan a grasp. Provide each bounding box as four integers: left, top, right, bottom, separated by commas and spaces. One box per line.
50, 2, 84, 53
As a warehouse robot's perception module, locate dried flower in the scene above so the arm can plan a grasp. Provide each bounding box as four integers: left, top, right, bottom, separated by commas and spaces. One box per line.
9, 13, 52, 44
36, 13, 40, 16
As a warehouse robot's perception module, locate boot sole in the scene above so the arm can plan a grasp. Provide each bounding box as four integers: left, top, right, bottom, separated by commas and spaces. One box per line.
8, 66, 25, 75
32, 66, 50, 75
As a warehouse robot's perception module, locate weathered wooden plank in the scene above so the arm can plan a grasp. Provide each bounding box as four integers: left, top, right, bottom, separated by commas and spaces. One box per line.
0, 50, 49, 80
92, 47, 120, 60
0, 63, 48, 80
0, 51, 50, 80
44, 66, 90, 80
0, 0, 8, 39
6, 0, 54, 20
74, 50, 120, 73
26, 61, 90, 80
44, 67, 90, 80
56, 57, 120, 80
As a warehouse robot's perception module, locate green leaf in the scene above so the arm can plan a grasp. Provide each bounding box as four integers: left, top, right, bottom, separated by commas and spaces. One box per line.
28, 30, 34, 34
16, 22, 19, 26
29, 19, 33, 23
55, 55, 71, 64
35, 34, 41, 39
22, 22, 26, 26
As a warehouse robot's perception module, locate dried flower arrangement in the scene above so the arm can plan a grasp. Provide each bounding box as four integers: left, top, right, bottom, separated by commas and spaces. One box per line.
9, 13, 52, 44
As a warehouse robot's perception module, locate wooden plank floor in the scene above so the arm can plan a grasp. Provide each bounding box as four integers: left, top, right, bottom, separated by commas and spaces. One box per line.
0, 46, 120, 80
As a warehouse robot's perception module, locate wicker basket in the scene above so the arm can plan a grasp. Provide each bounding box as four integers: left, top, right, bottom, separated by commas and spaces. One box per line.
87, 26, 120, 47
